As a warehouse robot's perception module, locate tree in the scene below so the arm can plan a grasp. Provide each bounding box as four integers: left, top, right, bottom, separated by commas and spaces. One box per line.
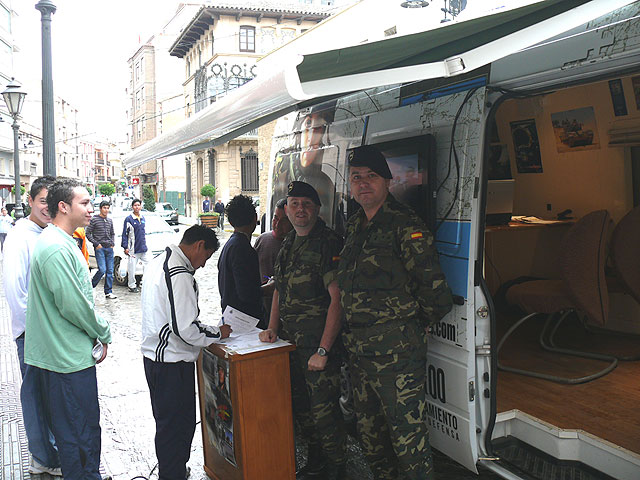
143, 185, 156, 212
11, 185, 26, 197
87, 187, 93, 197
200, 184, 216, 199
99, 183, 115, 196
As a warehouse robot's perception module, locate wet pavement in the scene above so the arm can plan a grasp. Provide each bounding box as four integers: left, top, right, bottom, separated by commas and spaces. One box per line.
1, 226, 503, 480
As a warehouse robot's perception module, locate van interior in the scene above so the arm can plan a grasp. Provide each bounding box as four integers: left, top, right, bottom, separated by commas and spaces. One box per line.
485, 73, 640, 463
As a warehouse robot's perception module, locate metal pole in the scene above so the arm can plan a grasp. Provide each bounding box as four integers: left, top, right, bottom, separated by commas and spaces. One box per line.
12, 118, 23, 219
35, 0, 57, 176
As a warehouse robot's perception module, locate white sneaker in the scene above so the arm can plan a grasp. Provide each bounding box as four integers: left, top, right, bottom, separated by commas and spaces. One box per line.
29, 458, 62, 476
105, 293, 117, 299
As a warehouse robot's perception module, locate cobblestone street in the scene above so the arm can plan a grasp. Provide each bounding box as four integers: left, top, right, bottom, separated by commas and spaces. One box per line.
1, 226, 502, 480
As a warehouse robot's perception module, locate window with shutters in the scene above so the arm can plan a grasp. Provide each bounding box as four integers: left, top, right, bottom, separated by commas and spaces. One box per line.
241, 149, 258, 192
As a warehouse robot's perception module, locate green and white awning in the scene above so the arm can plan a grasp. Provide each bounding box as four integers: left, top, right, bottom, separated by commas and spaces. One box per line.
124, 0, 635, 168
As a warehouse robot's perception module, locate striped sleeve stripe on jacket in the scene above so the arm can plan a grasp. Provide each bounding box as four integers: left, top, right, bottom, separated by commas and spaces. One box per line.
155, 323, 171, 362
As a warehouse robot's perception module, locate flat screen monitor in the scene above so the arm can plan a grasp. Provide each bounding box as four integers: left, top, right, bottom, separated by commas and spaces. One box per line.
486, 179, 515, 225
347, 134, 437, 232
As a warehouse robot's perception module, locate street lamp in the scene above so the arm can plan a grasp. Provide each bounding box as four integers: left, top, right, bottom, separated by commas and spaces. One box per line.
2, 78, 27, 219
36, 0, 57, 176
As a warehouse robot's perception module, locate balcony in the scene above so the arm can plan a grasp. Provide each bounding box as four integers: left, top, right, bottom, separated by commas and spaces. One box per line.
96, 175, 106, 182
96, 159, 105, 166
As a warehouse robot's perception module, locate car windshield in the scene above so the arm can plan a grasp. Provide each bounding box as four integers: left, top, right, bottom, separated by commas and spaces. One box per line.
159, 204, 174, 211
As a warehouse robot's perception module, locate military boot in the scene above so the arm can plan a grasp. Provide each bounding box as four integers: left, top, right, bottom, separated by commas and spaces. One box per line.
296, 444, 327, 478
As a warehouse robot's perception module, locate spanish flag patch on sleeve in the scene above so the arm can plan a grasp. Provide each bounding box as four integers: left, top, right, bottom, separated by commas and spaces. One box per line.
410, 232, 423, 239
332, 256, 341, 261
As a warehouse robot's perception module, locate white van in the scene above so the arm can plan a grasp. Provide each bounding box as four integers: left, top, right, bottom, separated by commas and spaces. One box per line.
264, 4, 640, 479
123, 1, 640, 478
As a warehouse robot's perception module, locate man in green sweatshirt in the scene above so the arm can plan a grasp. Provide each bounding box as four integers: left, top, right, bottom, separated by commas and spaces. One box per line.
25, 177, 111, 480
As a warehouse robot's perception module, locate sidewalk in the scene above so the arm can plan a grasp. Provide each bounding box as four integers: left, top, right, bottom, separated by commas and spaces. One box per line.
0, 276, 29, 479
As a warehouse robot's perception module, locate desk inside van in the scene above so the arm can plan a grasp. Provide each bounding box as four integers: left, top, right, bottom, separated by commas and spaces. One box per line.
484, 220, 574, 296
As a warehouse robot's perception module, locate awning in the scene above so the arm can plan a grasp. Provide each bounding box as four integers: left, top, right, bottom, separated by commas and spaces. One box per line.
124, 0, 635, 169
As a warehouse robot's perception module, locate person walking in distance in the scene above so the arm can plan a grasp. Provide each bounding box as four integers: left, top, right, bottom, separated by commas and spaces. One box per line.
122, 198, 149, 293
0, 206, 13, 252
24, 177, 111, 479
4, 175, 61, 476
86, 201, 117, 299
214, 198, 225, 229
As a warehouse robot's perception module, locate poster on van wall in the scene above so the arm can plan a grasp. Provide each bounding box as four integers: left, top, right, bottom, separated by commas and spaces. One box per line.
550, 107, 600, 153
510, 119, 543, 174
608, 79, 628, 116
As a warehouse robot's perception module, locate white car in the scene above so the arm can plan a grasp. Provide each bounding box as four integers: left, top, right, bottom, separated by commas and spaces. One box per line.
88, 213, 180, 286
155, 202, 179, 225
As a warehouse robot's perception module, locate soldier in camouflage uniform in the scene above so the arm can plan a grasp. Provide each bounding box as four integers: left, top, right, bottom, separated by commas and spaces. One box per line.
259, 181, 347, 479
336, 145, 453, 480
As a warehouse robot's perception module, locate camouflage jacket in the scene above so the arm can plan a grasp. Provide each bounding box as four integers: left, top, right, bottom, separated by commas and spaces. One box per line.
336, 194, 452, 355
274, 218, 344, 348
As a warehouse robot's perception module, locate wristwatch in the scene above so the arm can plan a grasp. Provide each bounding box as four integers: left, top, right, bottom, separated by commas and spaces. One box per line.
317, 347, 328, 357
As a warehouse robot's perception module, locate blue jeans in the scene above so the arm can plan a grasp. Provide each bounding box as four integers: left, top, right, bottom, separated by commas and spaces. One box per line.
40, 366, 102, 480
15, 336, 61, 469
92, 246, 114, 294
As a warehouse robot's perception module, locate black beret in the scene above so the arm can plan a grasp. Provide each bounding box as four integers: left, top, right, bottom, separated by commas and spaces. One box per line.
347, 145, 392, 179
287, 181, 321, 206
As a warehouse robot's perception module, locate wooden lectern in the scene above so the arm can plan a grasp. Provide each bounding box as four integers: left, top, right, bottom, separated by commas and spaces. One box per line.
196, 342, 296, 480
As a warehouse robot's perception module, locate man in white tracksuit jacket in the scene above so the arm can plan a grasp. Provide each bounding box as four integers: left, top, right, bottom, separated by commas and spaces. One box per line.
141, 225, 231, 480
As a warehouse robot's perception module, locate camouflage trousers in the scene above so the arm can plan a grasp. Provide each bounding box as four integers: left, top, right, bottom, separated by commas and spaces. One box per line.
289, 347, 347, 465
349, 342, 433, 480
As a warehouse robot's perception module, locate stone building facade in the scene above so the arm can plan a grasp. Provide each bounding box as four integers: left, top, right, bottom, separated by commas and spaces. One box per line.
169, 3, 331, 217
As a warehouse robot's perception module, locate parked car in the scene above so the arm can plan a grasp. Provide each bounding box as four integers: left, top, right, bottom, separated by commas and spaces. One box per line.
155, 202, 179, 225
88, 213, 180, 286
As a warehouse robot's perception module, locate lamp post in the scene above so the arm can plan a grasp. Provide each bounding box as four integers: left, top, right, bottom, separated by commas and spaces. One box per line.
2, 78, 27, 219
35, 0, 57, 176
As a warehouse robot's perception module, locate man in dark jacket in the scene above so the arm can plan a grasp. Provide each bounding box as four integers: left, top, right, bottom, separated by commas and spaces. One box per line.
86, 201, 116, 299
214, 199, 225, 229
121, 198, 149, 293
217, 195, 266, 328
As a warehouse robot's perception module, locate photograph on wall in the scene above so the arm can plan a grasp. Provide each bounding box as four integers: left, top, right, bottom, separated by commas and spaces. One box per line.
510, 119, 543, 174
550, 106, 600, 153
202, 350, 236, 467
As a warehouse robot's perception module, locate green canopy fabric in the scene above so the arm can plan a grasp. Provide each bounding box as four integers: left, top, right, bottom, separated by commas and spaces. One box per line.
297, 0, 590, 83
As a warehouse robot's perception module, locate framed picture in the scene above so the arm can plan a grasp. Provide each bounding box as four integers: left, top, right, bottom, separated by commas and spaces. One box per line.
510, 119, 543, 174
608, 79, 628, 116
550, 106, 600, 153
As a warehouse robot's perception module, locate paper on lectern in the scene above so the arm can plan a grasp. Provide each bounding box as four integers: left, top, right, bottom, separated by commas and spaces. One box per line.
219, 306, 261, 336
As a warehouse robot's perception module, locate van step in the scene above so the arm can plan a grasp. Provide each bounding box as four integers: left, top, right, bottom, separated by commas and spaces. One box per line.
492, 436, 616, 480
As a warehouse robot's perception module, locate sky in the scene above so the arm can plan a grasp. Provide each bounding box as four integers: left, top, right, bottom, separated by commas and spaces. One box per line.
10, 0, 519, 146
13, 0, 187, 144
